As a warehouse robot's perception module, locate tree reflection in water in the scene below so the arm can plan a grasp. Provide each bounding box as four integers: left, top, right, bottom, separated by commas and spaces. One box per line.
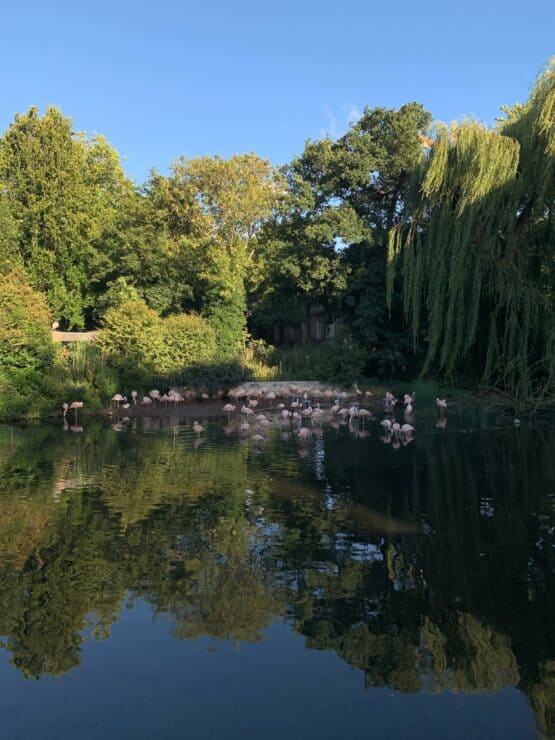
0, 410, 553, 735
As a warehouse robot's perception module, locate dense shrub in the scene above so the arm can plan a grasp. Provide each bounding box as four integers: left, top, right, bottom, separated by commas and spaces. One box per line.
0, 268, 55, 371
98, 298, 222, 386
62, 342, 119, 407
97, 298, 162, 372
179, 361, 254, 395
0, 269, 63, 420
274, 339, 366, 385
207, 294, 247, 358
160, 313, 216, 374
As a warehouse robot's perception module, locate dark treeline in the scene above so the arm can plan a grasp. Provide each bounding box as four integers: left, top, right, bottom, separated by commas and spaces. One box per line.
0, 62, 553, 417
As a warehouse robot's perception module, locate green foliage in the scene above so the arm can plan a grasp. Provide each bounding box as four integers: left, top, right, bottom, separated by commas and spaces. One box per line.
394, 61, 555, 398
178, 360, 254, 394
274, 339, 366, 384
97, 298, 162, 382
149, 154, 286, 352
207, 294, 247, 357
160, 313, 217, 372
97, 298, 219, 385
252, 102, 432, 378
0, 268, 55, 371
62, 342, 119, 407
0, 268, 84, 420
0, 107, 137, 328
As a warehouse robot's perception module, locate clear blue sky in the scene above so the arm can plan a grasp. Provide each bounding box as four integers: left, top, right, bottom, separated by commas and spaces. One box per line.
1, 0, 553, 184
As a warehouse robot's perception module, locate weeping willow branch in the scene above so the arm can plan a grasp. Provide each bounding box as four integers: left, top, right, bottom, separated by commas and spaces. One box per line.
391, 60, 555, 399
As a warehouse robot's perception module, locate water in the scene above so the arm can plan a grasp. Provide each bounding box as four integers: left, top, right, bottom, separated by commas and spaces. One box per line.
0, 404, 553, 739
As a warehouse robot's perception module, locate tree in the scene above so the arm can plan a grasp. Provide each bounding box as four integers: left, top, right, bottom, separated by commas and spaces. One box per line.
148, 154, 286, 354
252, 103, 432, 375
391, 61, 555, 397
0, 107, 138, 328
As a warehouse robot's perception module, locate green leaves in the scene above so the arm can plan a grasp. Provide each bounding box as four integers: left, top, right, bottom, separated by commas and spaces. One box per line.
0, 107, 137, 328
397, 62, 555, 398
97, 298, 218, 381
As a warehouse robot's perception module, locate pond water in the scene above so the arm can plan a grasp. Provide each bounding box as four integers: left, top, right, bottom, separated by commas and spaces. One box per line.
0, 403, 553, 739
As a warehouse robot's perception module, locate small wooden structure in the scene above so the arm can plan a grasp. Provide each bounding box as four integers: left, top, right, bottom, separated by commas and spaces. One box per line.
52, 330, 99, 343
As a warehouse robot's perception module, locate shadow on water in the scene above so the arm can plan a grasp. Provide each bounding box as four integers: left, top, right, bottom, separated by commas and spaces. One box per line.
0, 404, 554, 736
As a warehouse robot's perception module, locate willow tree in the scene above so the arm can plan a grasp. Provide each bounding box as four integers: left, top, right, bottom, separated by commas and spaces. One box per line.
389, 61, 555, 398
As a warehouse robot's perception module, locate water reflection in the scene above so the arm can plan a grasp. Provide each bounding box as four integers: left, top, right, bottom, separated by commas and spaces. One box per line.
0, 406, 554, 736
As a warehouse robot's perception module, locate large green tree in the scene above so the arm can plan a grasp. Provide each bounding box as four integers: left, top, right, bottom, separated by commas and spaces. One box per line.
0, 107, 136, 328
390, 61, 555, 397
148, 154, 286, 354
252, 103, 432, 375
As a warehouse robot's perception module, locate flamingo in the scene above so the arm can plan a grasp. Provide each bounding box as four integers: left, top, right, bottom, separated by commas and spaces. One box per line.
312, 405, 323, 421
62, 402, 69, 417
131, 391, 138, 405
436, 398, 447, 412
223, 403, 236, 414
111, 394, 125, 408
192, 421, 205, 434
241, 405, 254, 416
69, 401, 83, 422
358, 408, 371, 426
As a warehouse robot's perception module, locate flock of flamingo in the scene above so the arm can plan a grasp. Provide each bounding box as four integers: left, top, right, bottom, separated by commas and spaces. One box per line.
58, 385, 450, 449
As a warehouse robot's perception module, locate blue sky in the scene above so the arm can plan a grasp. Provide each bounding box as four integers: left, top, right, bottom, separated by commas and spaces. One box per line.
1, 0, 553, 183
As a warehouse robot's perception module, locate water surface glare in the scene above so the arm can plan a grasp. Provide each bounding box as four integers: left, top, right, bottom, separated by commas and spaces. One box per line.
0, 405, 553, 739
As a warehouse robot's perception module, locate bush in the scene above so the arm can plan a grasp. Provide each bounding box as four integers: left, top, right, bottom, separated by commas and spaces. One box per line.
98, 299, 224, 387
0, 268, 65, 420
207, 294, 247, 358
274, 339, 366, 385
97, 298, 162, 375
0, 268, 55, 371
179, 361, 254, 395
62, 342, 119, 407
160, 313, 216, 374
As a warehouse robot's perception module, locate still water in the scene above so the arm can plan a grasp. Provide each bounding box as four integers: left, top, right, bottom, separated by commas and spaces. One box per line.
0, 404, 553, 739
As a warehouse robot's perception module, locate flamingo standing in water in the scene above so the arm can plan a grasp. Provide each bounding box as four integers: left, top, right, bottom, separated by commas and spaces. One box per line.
436, 398, 447, 412
69, 401, 83, 422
